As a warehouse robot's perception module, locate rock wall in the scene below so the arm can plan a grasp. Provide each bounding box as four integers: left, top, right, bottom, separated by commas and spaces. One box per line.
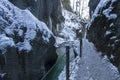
9, 0, 65, 34
87, 0, 120, 71
61, 0, 72, 11
0, 0, 58, 80
88, 0, 100, 17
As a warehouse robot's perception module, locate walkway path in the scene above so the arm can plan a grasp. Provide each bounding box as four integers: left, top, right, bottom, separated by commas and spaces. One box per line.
59, 38, 120, 80
75, 38, 120, 80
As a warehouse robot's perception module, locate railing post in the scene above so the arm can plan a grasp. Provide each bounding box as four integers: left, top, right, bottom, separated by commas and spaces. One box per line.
80, 38, 82, 57
66, 46, 70, 80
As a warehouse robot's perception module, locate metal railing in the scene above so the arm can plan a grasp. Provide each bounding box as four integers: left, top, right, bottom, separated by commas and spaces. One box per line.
41, 40, 83, 80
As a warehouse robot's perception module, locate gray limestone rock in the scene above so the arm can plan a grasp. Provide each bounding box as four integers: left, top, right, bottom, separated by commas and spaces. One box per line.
0, 0, 58, 80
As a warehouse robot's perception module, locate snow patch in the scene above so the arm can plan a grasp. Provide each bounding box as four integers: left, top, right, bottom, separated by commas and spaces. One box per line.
105, 31, 111, 35
110, 36, 117, 40
16, 41, 32, 53
0, 34, 15, 54
103, 7, 117, 20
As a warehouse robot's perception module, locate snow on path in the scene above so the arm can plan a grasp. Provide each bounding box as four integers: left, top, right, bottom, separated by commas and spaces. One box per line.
76, 38, 120, 80
59, 38, 120, 80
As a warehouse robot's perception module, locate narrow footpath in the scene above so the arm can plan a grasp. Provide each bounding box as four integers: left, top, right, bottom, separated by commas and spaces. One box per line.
76, 38, 120, 80
59, 38, 120, 80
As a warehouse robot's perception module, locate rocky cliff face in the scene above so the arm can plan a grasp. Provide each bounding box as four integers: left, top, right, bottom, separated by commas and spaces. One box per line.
0, 0, 58, 80
9, 0, 65, 34
61, 0, 72, 11
87, 0, 120, 70
88, 0, 100, 17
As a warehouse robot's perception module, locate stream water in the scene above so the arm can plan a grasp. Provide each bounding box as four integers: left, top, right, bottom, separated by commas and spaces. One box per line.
46, 45, 76, 80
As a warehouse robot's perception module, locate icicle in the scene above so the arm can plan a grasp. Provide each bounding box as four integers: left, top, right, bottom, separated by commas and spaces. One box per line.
48, 16, 52, 31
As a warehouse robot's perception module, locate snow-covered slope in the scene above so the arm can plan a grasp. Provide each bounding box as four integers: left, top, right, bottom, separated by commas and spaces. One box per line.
56, 9, 85, 46
0, 0, 53, 54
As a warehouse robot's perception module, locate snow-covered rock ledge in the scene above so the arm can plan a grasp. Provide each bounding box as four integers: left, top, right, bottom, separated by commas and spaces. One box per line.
0, 0, 53, 53
0, 0, 58, 80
